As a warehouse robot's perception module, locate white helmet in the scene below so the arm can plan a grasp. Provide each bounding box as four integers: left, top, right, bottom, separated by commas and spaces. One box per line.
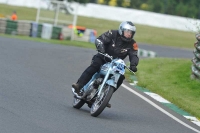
118, 21, 136, 42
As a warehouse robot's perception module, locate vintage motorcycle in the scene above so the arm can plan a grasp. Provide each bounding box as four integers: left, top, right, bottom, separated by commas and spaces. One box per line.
72, 52, 135, 117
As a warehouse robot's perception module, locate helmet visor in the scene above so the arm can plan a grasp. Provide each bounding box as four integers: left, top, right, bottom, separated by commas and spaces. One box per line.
123, 29, 134, 38
123, 29, 133, 35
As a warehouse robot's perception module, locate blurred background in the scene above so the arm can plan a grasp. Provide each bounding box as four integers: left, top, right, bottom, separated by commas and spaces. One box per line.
0, 0, 200, 43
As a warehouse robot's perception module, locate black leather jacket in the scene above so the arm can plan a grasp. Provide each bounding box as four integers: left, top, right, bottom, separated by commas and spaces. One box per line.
95, 30, 139, 67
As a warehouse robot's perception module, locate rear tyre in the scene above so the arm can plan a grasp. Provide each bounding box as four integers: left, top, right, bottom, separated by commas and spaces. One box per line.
90, 85, 114, 117
72, 97, 85, 109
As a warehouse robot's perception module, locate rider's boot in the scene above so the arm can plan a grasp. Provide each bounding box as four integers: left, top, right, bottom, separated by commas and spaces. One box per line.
72, 83, 83, 95
107, 103, 111, 108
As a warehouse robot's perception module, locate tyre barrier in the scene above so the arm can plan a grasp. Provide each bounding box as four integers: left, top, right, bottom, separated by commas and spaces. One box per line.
191, 33, 200, 79
0, 18, 96, 42
30, 22, 38, 38
18, 20, 31, 36
5, 19, 18, 35
192, 57, 200, 70
0, 18, 6, 33
41, 23, 53, 39
0, 18, 156, 55
194, 41, 200, 51
193, 49, 200, 60
138, 48, 157, 58
52, 26, 62, 39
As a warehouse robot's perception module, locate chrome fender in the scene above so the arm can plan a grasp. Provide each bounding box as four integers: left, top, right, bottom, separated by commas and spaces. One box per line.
106, 79, 117, 88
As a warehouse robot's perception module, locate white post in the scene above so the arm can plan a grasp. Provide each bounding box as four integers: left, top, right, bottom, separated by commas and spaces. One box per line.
71, 2, 79, 41
36, 0, 41, 23
54, 2, 60, 26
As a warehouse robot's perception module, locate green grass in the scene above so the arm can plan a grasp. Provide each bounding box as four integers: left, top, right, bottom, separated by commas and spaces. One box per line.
1, 4, 200, 119
0, 34, 96, 49
78, 16, 196, 49
126, 58, 200, 119
0, 4, 196, 49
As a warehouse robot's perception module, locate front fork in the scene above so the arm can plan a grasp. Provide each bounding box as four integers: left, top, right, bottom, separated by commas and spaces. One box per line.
97, 67, 112, 97
97, 67, 122, 97
97, 64, 122, 97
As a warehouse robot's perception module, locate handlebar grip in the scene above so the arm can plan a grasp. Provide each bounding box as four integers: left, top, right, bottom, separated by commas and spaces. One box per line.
98, 52, 113, 60
126, 66, 136, 75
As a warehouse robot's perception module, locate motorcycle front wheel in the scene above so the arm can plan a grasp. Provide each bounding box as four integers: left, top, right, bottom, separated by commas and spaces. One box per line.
72, 97, 85, 109
90, 85, 114, 117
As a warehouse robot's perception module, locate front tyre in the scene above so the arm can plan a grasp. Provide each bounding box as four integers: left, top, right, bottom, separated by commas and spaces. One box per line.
90, 85, 114, 117
72, 97, 85, 109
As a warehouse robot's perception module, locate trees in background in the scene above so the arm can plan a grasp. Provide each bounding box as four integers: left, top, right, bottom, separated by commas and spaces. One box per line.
85, 0, 200, 19
144, 0, 200, 18
67, 0, 200, 19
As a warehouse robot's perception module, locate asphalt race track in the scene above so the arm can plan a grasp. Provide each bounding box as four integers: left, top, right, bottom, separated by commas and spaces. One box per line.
0, 36, 199, 133
139, 43, 193, 59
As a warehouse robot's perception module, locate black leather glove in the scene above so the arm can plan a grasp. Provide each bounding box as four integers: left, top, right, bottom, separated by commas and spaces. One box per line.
95, 39, 105, 53
130, 65, 137, 72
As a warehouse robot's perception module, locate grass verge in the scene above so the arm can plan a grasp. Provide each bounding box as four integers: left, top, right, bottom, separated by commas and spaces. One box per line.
126, 58, 200, 119
0, 34, 96, 49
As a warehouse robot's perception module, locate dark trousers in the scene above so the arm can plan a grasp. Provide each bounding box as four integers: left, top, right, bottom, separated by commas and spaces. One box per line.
77, 54, 125, 89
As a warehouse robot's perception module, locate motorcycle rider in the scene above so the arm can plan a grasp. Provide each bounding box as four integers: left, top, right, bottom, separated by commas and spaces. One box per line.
72, 21, 139, 96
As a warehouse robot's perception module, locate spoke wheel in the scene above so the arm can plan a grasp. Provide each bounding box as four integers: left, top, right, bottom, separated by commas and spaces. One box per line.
72, 97, 85, 109
90, 85, 114, 117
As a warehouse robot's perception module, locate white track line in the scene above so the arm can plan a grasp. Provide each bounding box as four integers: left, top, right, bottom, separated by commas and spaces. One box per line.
122, 84, 200, 133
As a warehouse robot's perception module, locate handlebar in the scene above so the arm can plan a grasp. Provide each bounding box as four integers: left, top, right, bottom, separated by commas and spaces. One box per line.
125, 66, 136, 75
98, 52, 113, 60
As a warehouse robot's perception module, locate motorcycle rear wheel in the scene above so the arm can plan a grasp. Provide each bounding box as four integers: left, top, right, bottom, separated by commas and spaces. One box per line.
72, 97, 85, 109
90, 85, 114, 117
